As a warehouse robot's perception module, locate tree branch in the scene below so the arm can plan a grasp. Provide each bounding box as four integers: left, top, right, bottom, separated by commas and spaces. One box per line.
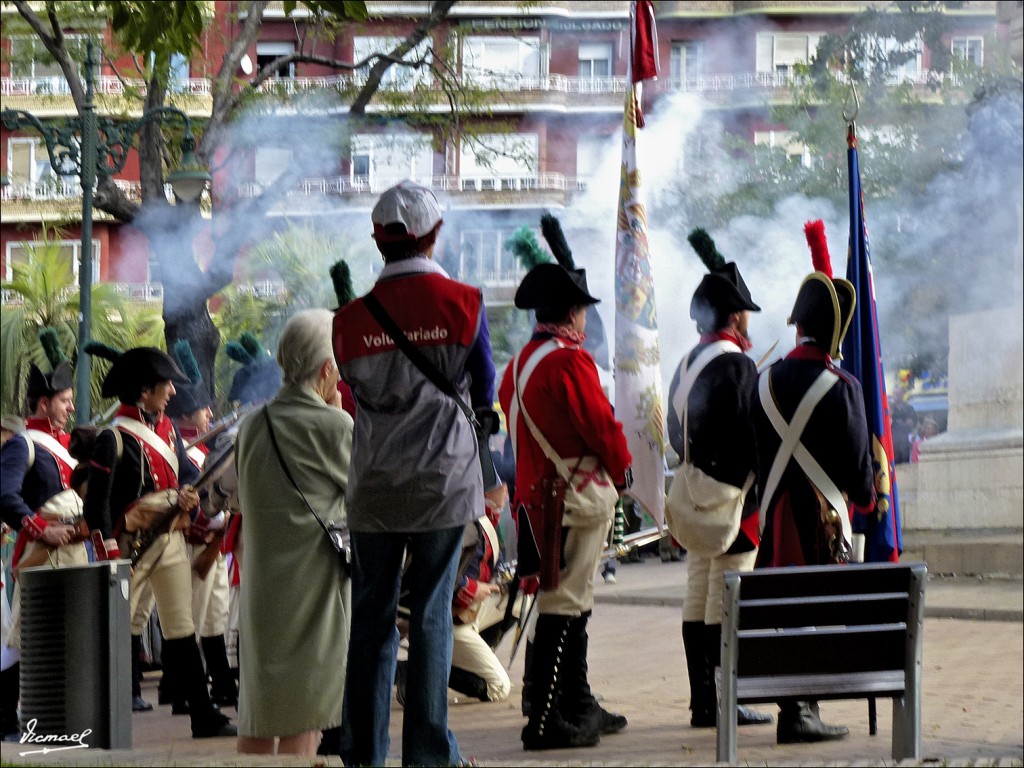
205, 0, 271, 153
350, 0, 458, 114
13, 0, 86, 109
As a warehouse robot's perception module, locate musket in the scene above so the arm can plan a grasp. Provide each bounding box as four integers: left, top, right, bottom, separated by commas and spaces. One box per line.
89, 401, 119, 426
756, 339, 780, 371
186, 403, 255, 450
601, 525, 667, 561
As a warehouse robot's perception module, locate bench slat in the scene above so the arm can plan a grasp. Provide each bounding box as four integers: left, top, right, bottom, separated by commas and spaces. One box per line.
733, 671, 906, 703
736, 626, 906, 677
738, 593, 909, 629
736, 563, 914, 600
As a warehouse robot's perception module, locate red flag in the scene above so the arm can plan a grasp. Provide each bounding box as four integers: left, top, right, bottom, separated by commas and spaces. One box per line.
629, 0, 659, 127
631, 0, 659, 83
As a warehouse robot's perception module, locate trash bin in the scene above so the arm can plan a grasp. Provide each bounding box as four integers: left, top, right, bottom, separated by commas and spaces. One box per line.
19, 560, 132, 749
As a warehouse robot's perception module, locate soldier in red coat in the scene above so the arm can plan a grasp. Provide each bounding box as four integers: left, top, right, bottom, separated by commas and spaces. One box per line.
498, 262, 632, 751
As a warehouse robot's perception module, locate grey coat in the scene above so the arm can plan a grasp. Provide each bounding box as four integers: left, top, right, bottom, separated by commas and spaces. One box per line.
235, 383, 353, 738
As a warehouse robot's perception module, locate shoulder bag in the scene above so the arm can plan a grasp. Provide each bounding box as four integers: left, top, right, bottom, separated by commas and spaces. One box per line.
363, 291, 498, 489
263, 406, 351, 576
665, 341, 754, 556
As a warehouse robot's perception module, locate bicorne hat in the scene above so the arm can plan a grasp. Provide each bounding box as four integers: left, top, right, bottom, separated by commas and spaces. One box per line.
86, 343, 189, 401
687, 228, 760, 331
165, 339, 212, 419
788, 220, 857, 359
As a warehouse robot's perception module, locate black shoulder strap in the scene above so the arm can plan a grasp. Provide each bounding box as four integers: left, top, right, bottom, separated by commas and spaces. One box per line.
363, 291, 477, 426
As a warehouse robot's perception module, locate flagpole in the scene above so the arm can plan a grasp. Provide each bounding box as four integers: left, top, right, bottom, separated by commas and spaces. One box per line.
613, 0, 666, 526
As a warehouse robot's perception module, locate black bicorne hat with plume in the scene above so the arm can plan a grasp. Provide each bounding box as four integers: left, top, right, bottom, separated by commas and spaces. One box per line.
165, 339, 213, 419
226, 332, 282, 406
687, 227, 760, 333
789, 220, 856, 359
27, 327, 74, 400
507, 214, 608, 366
85, 341, 189, 402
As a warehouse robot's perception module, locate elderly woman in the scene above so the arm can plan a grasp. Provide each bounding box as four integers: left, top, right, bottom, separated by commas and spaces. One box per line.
235, 310, 354, 756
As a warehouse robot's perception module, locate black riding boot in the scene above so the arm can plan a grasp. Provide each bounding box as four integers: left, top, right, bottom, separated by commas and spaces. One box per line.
163, 635, 236, 739
564, 612, 626, 735
158, 639, 190, 714
521, 614, 600, 751
448, 666, 491, 702
777, 701, 848, 743
682, 621, 713, 727
201, 635, 237, 708
520, 638, 534, 716
705, 624, 773, 726
130, 635, 153, 712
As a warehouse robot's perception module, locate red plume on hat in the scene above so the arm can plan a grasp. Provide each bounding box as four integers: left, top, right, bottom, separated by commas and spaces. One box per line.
789, 219, 857, 358
804, 220, 832, 278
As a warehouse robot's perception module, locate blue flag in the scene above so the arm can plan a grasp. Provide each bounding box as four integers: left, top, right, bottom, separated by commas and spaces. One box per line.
841, 126, 902, 563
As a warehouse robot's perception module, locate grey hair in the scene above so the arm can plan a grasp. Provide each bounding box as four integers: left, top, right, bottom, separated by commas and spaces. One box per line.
276, 309, 335, 386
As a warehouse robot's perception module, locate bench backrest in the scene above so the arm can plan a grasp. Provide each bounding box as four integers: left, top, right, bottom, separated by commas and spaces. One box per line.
725, 562, 927, 680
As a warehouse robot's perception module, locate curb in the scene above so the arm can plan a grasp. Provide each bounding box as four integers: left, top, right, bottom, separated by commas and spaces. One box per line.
593, 593, 1024, 622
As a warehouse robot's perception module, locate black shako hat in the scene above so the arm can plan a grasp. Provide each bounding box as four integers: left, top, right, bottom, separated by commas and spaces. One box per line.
789, 220, 856, 359
514, 262, 600, 310
88, 345, 189, 400
687, 228, 760, 328
27, 328, 74, 400
165, 339, 212, 419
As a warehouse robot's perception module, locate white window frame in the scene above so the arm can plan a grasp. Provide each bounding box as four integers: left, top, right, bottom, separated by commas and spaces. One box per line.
457, 227, 527, 285
350, 133, 433, 189
753, 130, 811, 168
5, 239, 101, 283
951, 36, 984, 67
670, 41, 704, 86
462, 35, 543, 86
755, 32, 823, 77
353, 36, 433, 90
256, 41, 296, 78
578, 43, 612, 81
459, 133, 539, 189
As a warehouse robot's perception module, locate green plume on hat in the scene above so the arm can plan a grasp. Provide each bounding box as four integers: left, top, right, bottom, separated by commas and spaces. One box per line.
540, 212, 575, 270
172, 339, 202, 386
687, 227, 726, 272
84, 340, 123, 363
38, 327, 67, 371
505, 226, 551, 270
226, 332, 266, 366
330, 260, 355, 308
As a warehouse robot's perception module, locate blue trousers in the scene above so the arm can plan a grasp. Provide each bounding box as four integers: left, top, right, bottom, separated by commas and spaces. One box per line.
340, 525, 464, 767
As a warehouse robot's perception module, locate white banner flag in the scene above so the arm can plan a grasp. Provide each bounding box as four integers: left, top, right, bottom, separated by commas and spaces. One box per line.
613, 81, 666, 526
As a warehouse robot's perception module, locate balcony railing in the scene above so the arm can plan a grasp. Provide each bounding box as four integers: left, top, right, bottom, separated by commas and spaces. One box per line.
237, 173, 587, 199
2, 68, 959, 103
111, 282, 165, 302
2, 178, 181, 204
1, 76, 211, 97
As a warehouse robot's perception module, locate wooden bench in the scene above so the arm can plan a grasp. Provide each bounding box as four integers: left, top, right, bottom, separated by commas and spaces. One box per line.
716, 562, 927, 764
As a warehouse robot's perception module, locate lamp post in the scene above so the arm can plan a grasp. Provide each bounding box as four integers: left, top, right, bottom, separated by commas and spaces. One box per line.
1, 39, 210, 422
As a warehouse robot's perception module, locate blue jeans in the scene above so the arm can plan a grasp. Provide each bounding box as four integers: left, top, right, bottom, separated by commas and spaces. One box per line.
340, 525, 465, 767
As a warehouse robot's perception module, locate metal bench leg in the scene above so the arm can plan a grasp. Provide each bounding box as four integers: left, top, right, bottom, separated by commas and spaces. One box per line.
868, 696, 877, 735
717, 576, 740, 764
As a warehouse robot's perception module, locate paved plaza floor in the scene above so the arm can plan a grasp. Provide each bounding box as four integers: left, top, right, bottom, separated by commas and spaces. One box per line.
3, 556, 1022, 766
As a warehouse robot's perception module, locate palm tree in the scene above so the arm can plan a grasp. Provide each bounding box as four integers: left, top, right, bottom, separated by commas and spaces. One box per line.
1, 234, 164, 421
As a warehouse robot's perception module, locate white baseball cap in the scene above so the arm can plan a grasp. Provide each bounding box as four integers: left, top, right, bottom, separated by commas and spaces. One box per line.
371, 180, 443, 241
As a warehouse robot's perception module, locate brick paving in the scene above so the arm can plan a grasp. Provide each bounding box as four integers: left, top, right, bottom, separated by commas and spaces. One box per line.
3, 556, 1022, 767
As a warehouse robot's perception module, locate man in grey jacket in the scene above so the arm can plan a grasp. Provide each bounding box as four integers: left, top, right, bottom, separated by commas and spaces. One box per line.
333, 181, 495, 767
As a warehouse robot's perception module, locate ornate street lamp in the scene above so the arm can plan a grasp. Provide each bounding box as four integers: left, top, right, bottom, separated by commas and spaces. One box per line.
1, 39, 211, 421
